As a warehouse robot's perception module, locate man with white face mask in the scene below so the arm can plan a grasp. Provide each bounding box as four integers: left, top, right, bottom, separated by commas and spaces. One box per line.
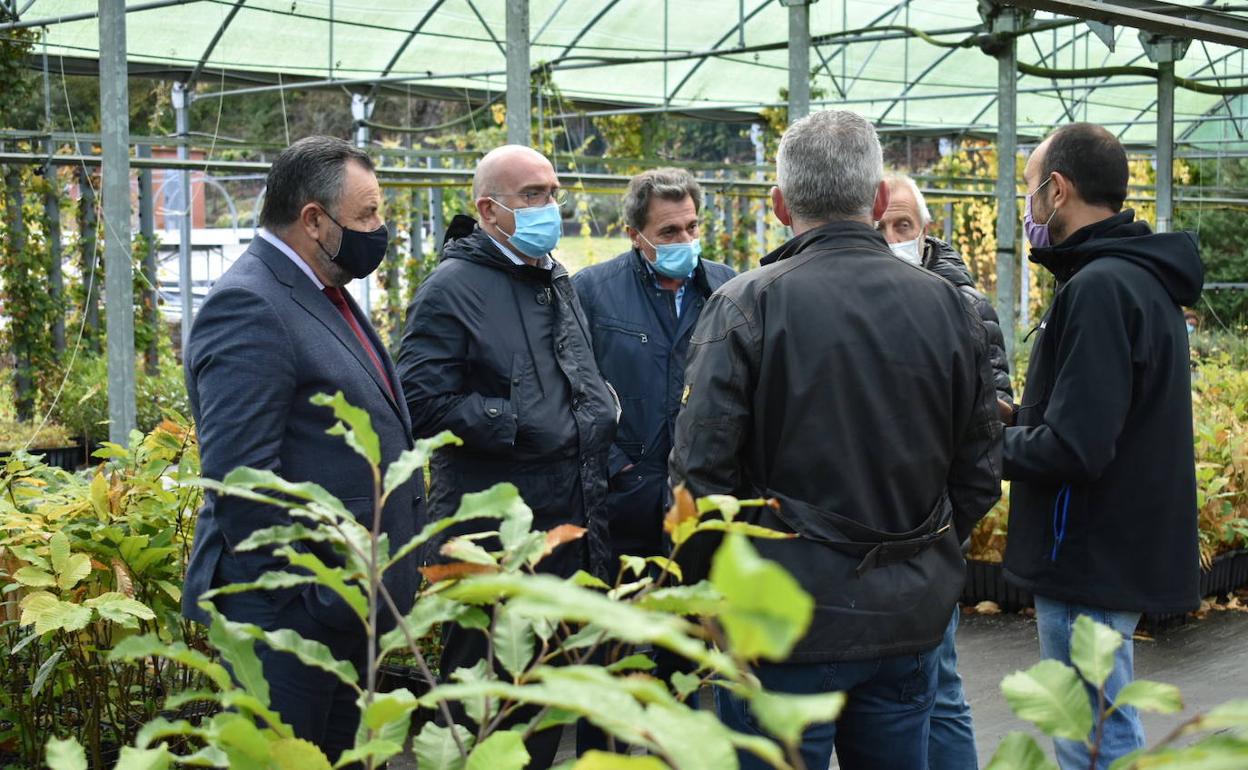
878, 174, 1013, 770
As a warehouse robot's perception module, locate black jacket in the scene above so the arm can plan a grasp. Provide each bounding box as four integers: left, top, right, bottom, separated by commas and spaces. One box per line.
396, 218, 617, 578
572, 250, 736, 558
670, 222, 1002, 662
1003, 210, 1203, 614
924, 236, 1014, 404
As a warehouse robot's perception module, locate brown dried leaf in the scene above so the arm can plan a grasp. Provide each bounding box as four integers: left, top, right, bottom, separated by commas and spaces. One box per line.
662, 485, 698, 535
543, 524, 586, 559
973, 600, 1001, 615
112, 558, 135, 598
418, 562, 498, 584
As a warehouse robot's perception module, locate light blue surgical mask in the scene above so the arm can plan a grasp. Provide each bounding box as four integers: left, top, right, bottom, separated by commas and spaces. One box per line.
639, 233, 701, 279
491, 199, 563, 258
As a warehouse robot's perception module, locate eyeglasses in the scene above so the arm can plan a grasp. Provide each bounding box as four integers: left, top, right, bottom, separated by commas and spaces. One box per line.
494, 188, 568, 207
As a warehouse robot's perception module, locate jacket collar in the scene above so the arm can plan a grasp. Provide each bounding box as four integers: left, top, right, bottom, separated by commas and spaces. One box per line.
760, 220, 889, 266
443, 217, 566, 285
1028, 209, 1138, 283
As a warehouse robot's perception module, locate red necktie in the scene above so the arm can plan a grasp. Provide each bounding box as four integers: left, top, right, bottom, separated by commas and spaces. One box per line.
323, 286, 396, 401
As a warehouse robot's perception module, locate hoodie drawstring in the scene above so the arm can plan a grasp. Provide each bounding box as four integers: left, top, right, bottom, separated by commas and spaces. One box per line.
1050, 483, 1072, 561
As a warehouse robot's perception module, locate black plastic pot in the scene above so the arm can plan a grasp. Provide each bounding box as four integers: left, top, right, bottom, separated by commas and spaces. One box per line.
0, 444, 93, 472
962, 549, 1248, 631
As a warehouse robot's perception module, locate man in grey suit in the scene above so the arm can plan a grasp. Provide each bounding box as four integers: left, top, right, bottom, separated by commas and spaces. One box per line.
182, 136, 423, 761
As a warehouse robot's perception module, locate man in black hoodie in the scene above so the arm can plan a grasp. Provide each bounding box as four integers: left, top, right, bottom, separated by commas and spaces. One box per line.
1004, 123, 1203, 770
396, 144, 618, 768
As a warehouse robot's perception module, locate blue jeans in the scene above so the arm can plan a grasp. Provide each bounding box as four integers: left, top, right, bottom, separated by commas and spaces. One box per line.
929, 608, 978, 770
717, 650, 938, 770
1034, 595, 1144, 770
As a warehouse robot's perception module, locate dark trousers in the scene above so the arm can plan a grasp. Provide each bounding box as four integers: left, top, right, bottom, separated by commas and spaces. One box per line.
212, 551, 368, 765
717, 649, 939, 770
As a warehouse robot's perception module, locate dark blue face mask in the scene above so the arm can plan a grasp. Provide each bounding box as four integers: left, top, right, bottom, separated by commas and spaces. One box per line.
317, 208, 388, 279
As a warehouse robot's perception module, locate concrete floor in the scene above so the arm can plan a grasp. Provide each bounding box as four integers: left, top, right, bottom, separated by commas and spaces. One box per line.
395, 609, 1248, 768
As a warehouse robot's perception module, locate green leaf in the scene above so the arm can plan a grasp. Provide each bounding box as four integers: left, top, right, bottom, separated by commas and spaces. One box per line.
619, 555, 647, 577
388, 483, 528, 569
235, 524, 337, 552
85, 592, 156, 627
572, 752, 671, 769
89, 472, 111, 517
698, 495, 742, 521
114, 745, 173, 770
1113, 680, 1183, 714
279, 548, 368, 622
571, 570, 611, 590
270, 737, 333, 770
494, 606, 536, 680
201, 571, 317, 600
228, 620, 360, 691
671, 672, 702, 699
311, 391, 381, 465
32, 648, 65, 697
135, 718, 202, 750
606, 654, 656, 673
636, 582, 724, 615
45, 736, 87, 770
710, 534, 813, 662
695, 519, 796, 539
19, 591, 93, 635
1001, 659, 1094, 742
383, 431, 462, 499
412, 722, 474, 770
442, 573, 725, 673
334, 740, 405, 769
12, 566, 55, 587
56, 553, 92, 590
362, 688, 419, 732
109, 634, 233, 691
645, 556, 683, 582
210, 711, 273, 766
1187, 699, 1248, 733
206, 606, 270, 707
1071, 615, 1124, 690
210, 469, 353, 523
466, 731, 530, 770
451, 660, 498, 726
379, 595, 484, 657
49, 531, 70, 575
441, 537, 499, 567
745, 689, 845, 747
985, 732, 1059, 770
1126, 733, 1248, 769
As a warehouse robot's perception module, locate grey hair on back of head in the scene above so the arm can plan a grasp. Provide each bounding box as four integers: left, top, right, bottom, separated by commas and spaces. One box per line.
776, 110, 883, 224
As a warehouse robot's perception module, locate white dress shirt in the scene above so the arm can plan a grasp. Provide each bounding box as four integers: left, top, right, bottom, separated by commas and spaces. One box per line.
257, 228, 324, 290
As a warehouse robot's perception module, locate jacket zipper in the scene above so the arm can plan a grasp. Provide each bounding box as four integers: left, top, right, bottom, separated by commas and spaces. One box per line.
599, 325, 648, 344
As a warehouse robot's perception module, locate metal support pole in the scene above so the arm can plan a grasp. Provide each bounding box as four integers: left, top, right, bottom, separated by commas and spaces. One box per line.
172, 81, 193, 356
1141, 32, 1188, 234
137, 143, 159, 374
984, 4, 1026, 359
4, 165, 33, 420
45, 161, 65, 354
428, 157, 445, 249
100, 0, 137, 442
352, 93, 374, 315
943, 200, 954, 244
505, 0, 531, 146
750, 123, 767, 259
78, 141, 100, 351
786, 0, 811, 123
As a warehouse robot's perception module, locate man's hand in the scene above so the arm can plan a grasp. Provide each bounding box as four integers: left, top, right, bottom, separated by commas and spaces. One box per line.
998, 398, 1016, 426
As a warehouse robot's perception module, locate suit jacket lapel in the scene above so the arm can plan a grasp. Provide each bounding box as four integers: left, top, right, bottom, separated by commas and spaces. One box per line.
253, 242, 407, 429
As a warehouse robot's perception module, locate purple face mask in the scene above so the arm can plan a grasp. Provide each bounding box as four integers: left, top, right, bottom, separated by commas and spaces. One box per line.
1024, 177, 1056, 249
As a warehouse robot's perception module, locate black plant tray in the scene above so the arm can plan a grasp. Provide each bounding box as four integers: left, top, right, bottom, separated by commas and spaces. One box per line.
0, 444, 93, 471
961, 550, 1248, 632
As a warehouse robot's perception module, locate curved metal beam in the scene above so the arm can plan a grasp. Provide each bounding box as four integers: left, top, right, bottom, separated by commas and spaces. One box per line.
1117, 45, 1243, 139
366, 0, 449, 100
184, 0, 246, 89
552, 0, 623, 63
664, 0, 771, 106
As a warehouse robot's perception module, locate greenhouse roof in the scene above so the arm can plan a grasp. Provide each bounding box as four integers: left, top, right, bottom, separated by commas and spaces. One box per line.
5, 0, 1248, 147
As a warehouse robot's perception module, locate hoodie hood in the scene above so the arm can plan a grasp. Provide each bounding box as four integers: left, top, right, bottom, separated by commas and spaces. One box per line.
1029, 209, 1204, 306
